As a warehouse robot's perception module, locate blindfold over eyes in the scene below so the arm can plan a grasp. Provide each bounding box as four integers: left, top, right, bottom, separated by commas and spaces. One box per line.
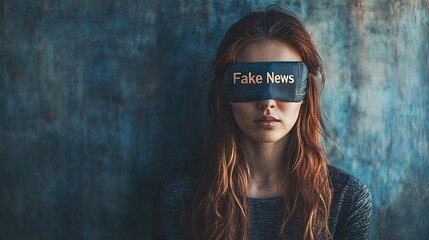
223, 61, 308, 102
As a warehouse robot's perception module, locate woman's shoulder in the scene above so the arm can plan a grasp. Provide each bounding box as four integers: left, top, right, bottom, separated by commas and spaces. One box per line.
153, 167, 198, 239
157, 167, 197, 204
327, 165, 372, 238
327, 165, 371, 196
327, 165, 372, 235
328, 164, 372, 206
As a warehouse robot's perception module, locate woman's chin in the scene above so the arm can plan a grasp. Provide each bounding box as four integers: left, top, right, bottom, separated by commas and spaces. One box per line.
246, 133, 288, 144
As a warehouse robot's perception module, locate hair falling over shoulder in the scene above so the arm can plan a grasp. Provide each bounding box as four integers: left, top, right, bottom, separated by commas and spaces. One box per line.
184, 6, 333, 240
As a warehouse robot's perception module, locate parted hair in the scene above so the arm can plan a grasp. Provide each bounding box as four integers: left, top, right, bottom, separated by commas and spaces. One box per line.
184, 5, 333, 240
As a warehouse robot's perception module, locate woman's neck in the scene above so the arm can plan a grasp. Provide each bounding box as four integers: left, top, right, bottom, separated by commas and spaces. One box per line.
240, 134, 289, 198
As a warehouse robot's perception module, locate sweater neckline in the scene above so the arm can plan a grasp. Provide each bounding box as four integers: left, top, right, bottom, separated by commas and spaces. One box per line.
246, 195, 283, 201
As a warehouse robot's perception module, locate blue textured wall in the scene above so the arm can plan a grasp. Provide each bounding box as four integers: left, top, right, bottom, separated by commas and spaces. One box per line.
1, 0, 428, 239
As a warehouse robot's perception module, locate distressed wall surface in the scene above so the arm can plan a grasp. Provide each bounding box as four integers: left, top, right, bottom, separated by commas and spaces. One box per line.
1, 0, 428, 239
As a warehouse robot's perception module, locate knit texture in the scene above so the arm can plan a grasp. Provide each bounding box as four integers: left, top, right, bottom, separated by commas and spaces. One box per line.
153, 165, 372, 240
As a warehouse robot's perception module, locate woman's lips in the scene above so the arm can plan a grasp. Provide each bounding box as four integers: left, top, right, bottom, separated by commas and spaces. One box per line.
254, 116, 280, 128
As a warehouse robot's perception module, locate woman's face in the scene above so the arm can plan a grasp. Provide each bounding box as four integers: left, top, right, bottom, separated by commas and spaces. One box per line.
230, 40, 303, 143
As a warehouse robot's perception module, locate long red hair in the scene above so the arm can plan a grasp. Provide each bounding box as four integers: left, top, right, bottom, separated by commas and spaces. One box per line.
184, 6, 332, 240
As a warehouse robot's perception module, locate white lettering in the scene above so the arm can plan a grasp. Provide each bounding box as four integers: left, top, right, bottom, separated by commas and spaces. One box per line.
233, 72, 241, 84
267, 72, 275, 83
266, 72, 295, 83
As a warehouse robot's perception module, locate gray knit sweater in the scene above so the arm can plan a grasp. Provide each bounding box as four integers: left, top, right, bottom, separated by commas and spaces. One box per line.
153, 165, 372, 240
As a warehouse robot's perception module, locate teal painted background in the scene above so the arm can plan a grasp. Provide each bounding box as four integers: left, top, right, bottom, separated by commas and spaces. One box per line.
1, 0, 428, 239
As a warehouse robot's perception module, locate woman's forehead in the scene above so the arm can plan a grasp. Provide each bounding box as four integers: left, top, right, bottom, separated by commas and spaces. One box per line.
236, 40, 302, 62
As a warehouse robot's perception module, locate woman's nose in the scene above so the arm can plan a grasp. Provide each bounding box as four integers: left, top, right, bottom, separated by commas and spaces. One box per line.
257, 99, 276, 109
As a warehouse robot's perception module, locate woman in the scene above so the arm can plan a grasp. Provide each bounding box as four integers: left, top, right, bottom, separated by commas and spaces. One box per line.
154, 6, 372, 240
